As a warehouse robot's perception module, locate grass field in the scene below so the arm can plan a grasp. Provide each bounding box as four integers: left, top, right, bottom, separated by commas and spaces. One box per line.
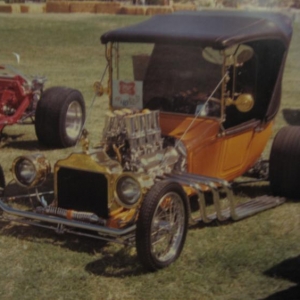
0, 13, 300, 300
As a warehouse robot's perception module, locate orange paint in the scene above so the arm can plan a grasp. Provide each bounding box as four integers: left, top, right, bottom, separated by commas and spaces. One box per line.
160, 112, 272, 182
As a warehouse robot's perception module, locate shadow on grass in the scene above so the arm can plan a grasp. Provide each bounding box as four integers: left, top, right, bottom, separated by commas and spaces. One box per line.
0, 132, 24, 143
0, 132, 42, 150
0, 219, 146, 276
233, 182, 272, 198
262, 256, 300, 299
85, 249, 147, 277
282, 108, 300, 126
233, 182, 300, 203
0, 219, 108, 255
0, 139, 52, 151
0, 129, 59, 151
0, 182, 146, 276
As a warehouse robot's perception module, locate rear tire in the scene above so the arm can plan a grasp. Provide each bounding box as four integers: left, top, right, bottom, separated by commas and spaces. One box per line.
136, 181, 188, 271
35, 87, 85, 148
269, 126, 300, 199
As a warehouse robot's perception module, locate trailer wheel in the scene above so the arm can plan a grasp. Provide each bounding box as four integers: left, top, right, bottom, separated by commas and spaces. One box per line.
269, 126, 300, 199
136, 181, 188, 271
35, 87, 85, 148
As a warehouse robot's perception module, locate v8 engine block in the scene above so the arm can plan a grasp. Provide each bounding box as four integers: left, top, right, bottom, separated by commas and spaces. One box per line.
101, 108, 182, 177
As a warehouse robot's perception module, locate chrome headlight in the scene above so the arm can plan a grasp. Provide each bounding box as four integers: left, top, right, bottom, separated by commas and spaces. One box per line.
115, 175, 141, 208
12, 154, 51, 188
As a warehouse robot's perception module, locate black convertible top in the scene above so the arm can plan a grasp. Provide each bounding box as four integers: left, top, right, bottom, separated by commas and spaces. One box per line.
101, 10, 293, 49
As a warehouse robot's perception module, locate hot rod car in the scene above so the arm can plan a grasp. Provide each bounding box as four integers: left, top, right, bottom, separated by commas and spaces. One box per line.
0, 64, 85, 148
0, 11, 296, 271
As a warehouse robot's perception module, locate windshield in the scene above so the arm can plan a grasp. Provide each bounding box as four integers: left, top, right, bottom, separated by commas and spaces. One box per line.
143, 44, 223, 117
110, 43, 223, 117
109, 42, 271, 123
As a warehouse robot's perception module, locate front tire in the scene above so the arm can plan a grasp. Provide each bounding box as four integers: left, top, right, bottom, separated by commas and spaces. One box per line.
269, 126, 300, 199
136, 181, 188, 271
35, 87, 85, 148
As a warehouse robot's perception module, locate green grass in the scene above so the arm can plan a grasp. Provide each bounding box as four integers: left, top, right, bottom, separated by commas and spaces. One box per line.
0, 13, 300, 300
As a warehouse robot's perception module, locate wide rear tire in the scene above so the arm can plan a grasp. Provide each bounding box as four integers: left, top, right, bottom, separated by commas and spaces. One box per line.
35, 87, 85, 148
269, 126, 300, 199
136, 181, 188, 271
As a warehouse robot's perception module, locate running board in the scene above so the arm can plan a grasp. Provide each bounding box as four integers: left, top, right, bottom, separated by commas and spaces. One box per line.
205, 196, 285, 222
158, 172, 285, 224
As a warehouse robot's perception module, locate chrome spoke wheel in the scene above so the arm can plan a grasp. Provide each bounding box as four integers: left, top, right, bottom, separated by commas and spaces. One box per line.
136, 181, 188, 270
150, 192, 185, 263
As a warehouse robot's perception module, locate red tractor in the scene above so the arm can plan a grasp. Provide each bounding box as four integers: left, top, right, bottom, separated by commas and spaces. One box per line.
0, 64, 85, 148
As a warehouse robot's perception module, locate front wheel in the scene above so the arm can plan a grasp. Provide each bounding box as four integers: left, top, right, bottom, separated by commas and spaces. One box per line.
35, 87, 85, 148
136, 181, 188, 271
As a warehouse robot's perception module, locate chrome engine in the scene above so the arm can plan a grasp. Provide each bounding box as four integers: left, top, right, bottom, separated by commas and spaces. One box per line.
101, 109, 184, 177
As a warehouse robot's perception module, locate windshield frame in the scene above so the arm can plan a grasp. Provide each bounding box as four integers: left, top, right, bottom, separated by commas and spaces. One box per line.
106, 42, 231, 122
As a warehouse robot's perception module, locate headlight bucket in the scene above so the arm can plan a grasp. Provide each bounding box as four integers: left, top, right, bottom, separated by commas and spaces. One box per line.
115, 174, 142, 208
12, 153, 51, 188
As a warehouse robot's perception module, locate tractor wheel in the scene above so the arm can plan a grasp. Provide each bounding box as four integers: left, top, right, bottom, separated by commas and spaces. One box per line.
136, 181, 188, 271
269, 126, 300, 199
35, 87, 85, 148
